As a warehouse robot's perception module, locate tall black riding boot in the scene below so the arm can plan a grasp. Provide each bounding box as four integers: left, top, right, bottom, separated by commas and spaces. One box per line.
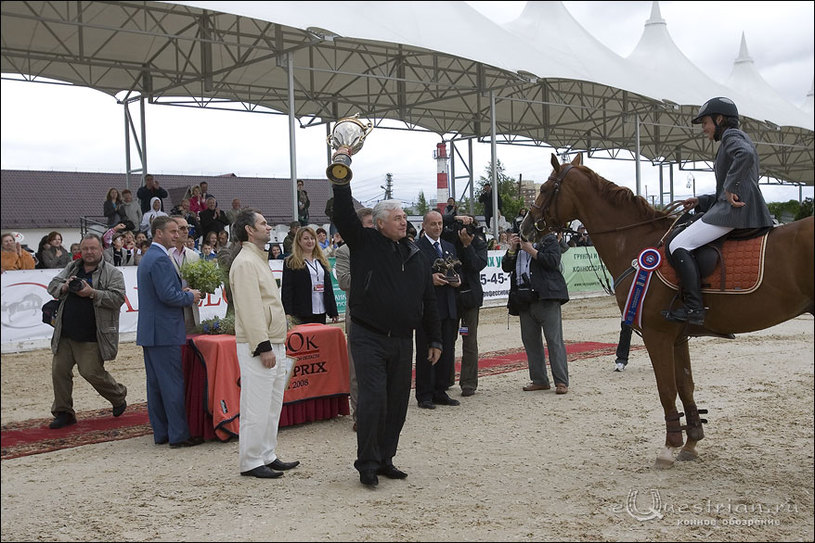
664, 248, 706, 325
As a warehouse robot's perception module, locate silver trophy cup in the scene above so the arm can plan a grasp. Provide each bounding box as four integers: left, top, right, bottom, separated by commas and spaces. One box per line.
326, 114, 373, 185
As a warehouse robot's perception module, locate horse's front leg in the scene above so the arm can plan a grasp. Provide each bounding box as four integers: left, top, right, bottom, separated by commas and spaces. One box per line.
673, 339, 706, 462
642, 329, 682, 469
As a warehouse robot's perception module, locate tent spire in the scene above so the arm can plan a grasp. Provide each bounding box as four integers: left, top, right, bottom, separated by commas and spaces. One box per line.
646, 1, 666, 26
734, 32, 753, 65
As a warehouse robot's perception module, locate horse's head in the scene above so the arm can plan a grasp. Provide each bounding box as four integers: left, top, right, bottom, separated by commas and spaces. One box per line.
519, 153, 583, 242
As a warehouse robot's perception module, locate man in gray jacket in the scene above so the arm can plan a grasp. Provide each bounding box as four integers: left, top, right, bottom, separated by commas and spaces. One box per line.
46, 234, 128, 429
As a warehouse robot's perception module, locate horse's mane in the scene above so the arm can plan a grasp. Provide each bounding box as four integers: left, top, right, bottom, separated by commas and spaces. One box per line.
575, 165, 668, 220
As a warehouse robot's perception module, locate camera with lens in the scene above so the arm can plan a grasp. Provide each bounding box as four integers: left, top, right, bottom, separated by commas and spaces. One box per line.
449, 218, 485, 238
68, 278, 84, 293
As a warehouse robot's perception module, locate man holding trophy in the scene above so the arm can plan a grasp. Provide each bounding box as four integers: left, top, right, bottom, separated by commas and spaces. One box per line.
328, 115, 442, 488
414, 210, 462, 410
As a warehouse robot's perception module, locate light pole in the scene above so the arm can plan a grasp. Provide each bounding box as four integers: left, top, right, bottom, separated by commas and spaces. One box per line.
686, 174, 696, 197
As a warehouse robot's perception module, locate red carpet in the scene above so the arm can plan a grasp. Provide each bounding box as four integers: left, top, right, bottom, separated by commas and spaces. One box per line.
1, 342, 625, 460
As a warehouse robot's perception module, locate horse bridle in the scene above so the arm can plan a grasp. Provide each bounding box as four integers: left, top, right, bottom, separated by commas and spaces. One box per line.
529, 164, 686, 238
528, 164, 574, 235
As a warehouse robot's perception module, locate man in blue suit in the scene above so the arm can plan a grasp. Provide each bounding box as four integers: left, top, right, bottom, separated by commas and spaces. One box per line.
414, 210, 461, 409
137, 215, 202, 447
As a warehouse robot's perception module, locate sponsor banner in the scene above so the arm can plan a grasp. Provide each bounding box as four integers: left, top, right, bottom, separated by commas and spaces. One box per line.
2, 249, 608, 352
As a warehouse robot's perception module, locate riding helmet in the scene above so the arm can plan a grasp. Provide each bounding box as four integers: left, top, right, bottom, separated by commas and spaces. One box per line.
691, 97, 739, 124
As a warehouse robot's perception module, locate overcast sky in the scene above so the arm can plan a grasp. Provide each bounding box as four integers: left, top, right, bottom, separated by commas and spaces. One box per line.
1, 1, 813, 208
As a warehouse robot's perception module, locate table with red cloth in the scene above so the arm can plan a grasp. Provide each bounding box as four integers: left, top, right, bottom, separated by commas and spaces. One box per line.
182, 323, 350, 441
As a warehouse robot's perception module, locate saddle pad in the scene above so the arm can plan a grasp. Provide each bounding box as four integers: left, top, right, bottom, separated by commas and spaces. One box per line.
656, 234, 767, 294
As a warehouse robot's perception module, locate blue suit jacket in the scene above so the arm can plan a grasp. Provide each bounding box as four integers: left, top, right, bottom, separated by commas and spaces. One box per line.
417, 236, 458, 320
137, 244, 194, 346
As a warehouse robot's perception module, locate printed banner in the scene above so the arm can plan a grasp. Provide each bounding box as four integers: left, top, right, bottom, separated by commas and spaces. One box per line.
1, 248, 609, 352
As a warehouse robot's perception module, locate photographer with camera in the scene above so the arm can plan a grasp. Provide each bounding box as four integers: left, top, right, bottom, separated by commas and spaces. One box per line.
45, 234, 128, 429
442, 213, 488, 397
502, 231, 570, 395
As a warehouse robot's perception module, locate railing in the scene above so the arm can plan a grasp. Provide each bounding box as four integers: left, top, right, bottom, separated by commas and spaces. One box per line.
79, 216, 109, 238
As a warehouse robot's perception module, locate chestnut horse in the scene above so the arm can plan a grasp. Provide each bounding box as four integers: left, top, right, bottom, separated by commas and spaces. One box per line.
520, 153, 814, 468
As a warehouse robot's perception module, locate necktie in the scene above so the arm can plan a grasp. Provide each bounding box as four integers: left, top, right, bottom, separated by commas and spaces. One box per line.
433, 241, 443, 257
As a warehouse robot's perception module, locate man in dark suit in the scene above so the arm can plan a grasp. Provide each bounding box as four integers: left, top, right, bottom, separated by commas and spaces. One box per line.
415, 210, 460, 409
137, 215, 202, 447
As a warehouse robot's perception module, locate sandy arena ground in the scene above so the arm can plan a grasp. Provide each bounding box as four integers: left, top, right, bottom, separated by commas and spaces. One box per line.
1, 295, 813, 542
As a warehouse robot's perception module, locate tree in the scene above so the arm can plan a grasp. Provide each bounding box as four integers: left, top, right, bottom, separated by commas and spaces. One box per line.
767, 200, 805, 224
476, 159, 524, 225
412, 191, 430, 217
795, 197, 813, 221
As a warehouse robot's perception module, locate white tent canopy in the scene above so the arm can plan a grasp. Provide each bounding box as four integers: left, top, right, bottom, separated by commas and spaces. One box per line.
1, 0, 812, 184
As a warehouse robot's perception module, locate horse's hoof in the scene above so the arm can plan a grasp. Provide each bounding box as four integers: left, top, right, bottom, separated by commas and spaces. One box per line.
676, 449, 699, 462
654, 457, 675, 470
654, 447, 675, 469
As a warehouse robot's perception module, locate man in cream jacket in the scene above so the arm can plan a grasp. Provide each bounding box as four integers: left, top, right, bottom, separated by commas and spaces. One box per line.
229, 209, 300, 479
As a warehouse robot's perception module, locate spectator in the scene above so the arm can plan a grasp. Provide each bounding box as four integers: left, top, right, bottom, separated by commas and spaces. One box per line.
217, 230, 241, 317
70, 243, 82, 261
1, 232, 36, 271
267, 243, 284, 260
134, 231, 148, 246
297, 180, 310, 226
225, 198, 242, 225
185, 235, 199, 254
140, 197, 168, 238
200, 242, 218, 261
118, 189, 143, 232
503, 232, 570, 395
281, 227, 338, 325
134, 240, 151, 265
34, 234, 50, 269
102, 223, 128, 248
333, 207, 374, 432
172, 198, 202, 242
478, 182, 503, 230
217, 230, 230, 252
46, 234, 128, 429
169, 216, 201, 333
136, 174, 168, 214
568, 225, 593, 247
123, 230, 137, 252
315, 227, 330, 251
188, 185, 206, 216
103, 233, 136, 266
203, 231, 219, 253
136, 216, 202, 448
199, 181, 214, 201
199, 197, 230, 239
324, 196, 336, 237
282, 221, 299, 256
103, 188, 125, 228
443, 197, 458, 218
40, 231, 72, 269
228, 209, 300, 479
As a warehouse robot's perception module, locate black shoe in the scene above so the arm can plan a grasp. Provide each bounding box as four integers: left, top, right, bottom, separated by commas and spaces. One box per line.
112, 401, 127, 417
48, 412, 77, 429
663, 306, 706, 326
241, 465, 283, 479
169, 436, 204, 449
267, 458, 300, 471
418, 400, 436, 409
461, 388, 475, 397
360, 470, 379, 487
378, 465, 408, 479
433, 394, 460, 406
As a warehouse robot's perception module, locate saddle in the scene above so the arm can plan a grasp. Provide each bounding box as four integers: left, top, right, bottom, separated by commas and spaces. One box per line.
657, 225, 770, 294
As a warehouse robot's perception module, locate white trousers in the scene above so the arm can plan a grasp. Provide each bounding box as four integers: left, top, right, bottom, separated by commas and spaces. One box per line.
668, 218, 733, 253
236, 342, 293, 473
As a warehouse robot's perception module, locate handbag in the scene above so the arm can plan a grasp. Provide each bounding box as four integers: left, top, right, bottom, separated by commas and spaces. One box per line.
507, 286, 535, 315
42, 299, 61, 327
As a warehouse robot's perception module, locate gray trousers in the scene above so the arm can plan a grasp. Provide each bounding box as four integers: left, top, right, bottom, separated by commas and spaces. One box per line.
457, 305, 481, 391
519, 299, 569, 387
52, 337, 127, 416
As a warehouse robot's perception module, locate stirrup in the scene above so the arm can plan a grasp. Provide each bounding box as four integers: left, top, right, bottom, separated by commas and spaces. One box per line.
663, 306, 706, 326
